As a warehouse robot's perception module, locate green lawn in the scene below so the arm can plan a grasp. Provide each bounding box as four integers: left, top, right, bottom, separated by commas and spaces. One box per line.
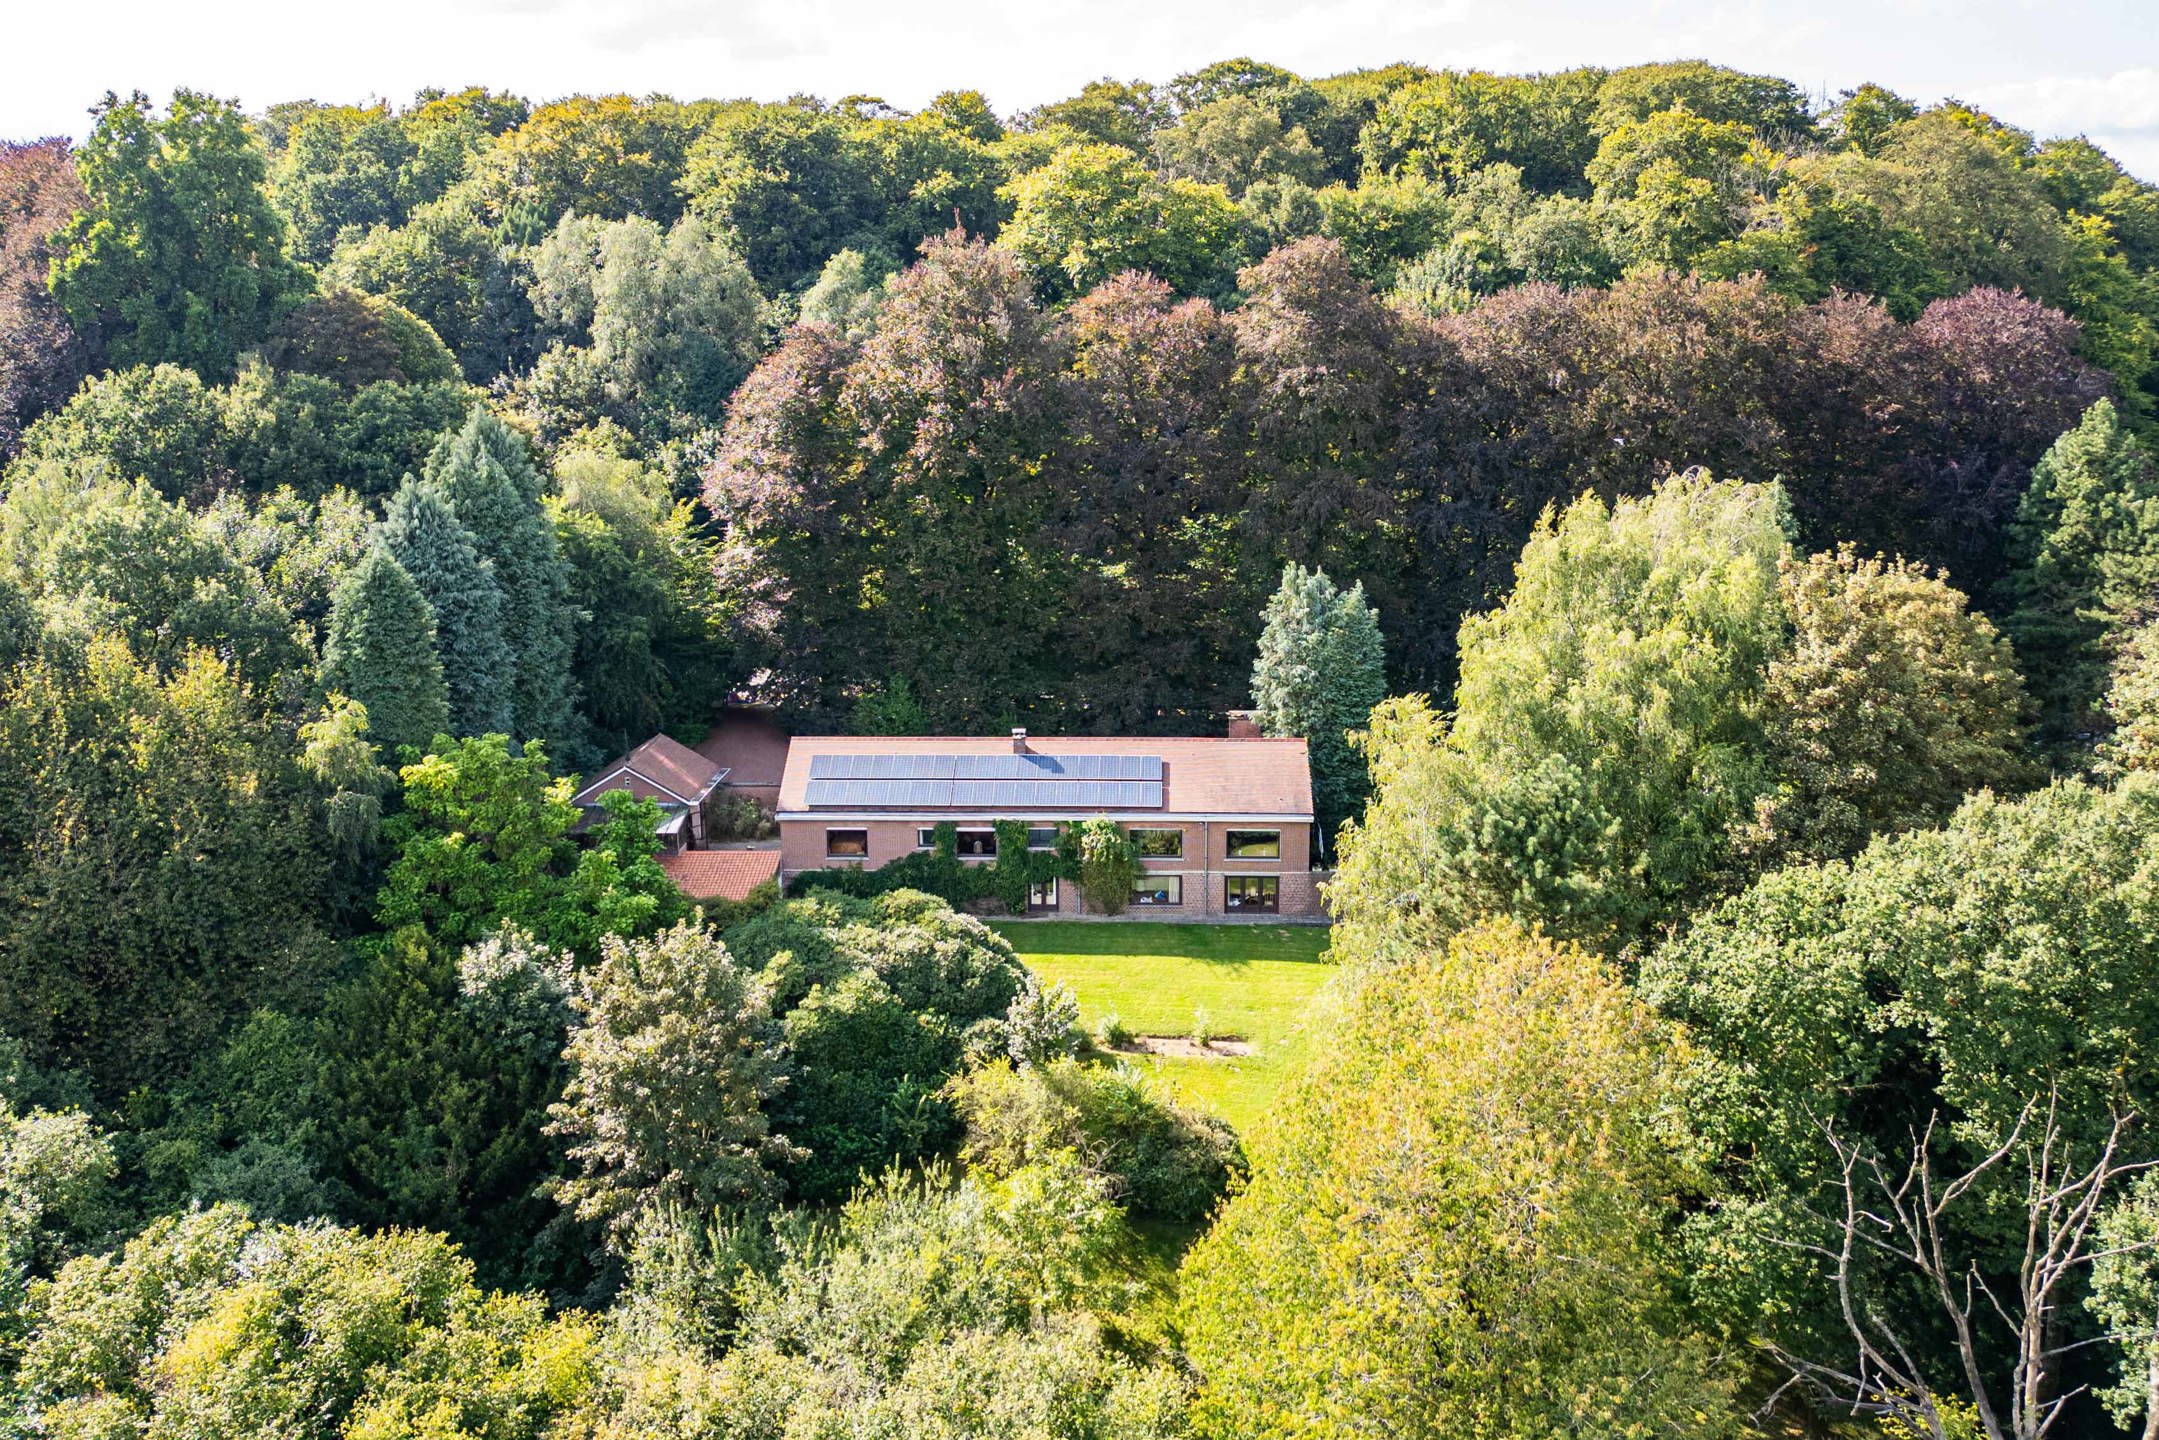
988, 920, 1335, 1133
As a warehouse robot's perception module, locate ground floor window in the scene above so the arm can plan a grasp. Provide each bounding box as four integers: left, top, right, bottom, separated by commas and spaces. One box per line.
1225, 875, 1279, 912
1028, 877, 1059, 910
1131, 874, 1183, 907
825, 828, 869, 859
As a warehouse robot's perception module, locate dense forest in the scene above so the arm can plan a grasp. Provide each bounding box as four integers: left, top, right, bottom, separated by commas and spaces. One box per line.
3, 52, 2159, 1438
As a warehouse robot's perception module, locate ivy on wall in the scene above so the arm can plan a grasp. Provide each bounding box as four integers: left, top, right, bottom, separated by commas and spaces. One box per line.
785, 816, 1080, 915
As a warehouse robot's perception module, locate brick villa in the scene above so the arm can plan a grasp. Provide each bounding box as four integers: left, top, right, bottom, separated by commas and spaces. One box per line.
775, 725, 1320, 919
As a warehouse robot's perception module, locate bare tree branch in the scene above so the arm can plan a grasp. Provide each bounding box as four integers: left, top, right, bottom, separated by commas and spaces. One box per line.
1764, 1093, 2143, 1440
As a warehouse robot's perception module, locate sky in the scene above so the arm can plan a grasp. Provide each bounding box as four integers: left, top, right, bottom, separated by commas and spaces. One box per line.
4, 0, 2156, 179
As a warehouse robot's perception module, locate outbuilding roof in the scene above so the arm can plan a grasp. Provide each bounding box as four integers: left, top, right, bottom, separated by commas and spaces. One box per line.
572, 734, 730, 810
659, 849, 780, 903
777, 735, 1312, 819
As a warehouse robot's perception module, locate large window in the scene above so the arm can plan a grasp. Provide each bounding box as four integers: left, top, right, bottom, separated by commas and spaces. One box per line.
1130, 828, 1184, 858
1027, 826, 1059, 851
1225, 875, 1279, 912
1225, 829, 1281, 859
1028, 877, 1059, 910
955, 828, 996, 857
825, 828, 869, 859
1131, 874, 1183, 907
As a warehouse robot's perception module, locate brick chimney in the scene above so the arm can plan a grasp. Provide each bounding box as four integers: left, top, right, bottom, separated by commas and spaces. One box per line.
1011, 727, 1029, 753
1226, 710, 1260, 739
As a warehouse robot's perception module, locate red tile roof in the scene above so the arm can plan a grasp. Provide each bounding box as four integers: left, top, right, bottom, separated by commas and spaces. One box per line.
660, 849, 780, 903
777, 735, 1312, 818
573, 735, 729, 808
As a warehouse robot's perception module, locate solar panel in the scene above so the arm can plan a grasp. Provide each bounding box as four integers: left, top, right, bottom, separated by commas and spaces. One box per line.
808, 752, 1164, 783
803, 752, 1166, 810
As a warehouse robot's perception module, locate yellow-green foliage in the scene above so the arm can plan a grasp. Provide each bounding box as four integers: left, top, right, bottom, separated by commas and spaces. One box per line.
1332, 472, 1790, 953
1179, 920, 1743, 1440
20, 1205, 599, 1440
1749, 547, 2034, 864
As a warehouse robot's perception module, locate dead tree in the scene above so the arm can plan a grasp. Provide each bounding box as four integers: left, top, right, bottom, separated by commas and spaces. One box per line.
1766, 1096, 2153, 1440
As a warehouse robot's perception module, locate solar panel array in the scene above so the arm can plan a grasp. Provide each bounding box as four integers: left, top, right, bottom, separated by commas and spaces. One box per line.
804, 752, 1165, 810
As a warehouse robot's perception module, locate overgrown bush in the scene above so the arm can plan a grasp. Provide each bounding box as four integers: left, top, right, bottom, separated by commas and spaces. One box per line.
705, 791, 776, 841
950, 1058, 1244, 1225
721, 889, 1033, 1202
1003, 979, 1083, 1066
1075, 818, 1139, 915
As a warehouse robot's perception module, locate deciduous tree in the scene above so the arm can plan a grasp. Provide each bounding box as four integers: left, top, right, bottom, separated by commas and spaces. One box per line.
51, 90, 308, 380
1181, 921, 1744, 1438
548, 922, 794, 1239
0, 139, 89, 458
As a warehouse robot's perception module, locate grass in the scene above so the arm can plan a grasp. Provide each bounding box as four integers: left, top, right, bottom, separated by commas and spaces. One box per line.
988, 920, 1335, 1134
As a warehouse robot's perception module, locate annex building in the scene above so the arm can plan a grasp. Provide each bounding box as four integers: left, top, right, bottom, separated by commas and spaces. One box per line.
774, 726, 1320, 919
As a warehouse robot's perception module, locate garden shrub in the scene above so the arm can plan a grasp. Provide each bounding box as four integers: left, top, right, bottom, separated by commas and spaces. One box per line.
950, 1058, 1245, 1224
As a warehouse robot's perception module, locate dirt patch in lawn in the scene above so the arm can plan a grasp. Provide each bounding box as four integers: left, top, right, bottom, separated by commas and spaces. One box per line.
1111, 1035, 1254, 1060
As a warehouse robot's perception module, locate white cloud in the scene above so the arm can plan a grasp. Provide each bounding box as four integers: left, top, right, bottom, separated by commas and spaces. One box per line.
1965, 67, 2159, 180
1968, 67, 2159, 138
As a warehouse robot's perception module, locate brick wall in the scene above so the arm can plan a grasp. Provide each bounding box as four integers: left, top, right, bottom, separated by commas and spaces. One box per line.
778, 817, 1324, 920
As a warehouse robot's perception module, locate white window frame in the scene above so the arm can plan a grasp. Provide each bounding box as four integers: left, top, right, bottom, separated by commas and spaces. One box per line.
1129, 827, 1185, 859
1130, 873, 1183, 907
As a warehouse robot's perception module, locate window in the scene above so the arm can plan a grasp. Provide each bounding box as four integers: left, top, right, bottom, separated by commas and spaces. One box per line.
1225, 875, 1279, 912
1028, 877, 1059, 910
1225, 829, 1281, 859
955, 828, 996, 857
1026, 826, 1059, 851
916, 827, 937, 851
1130, 828, 1184, 858
825, 828, 869, 859
1131, 874, 1183, 907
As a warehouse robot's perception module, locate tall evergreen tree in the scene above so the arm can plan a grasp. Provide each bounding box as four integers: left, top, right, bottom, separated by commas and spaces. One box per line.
1250, 563, 1387, 843
424, 409, 576, 745
320, 545, 449, 757
2003, 399, 2159, 740
379, 475, 513, 737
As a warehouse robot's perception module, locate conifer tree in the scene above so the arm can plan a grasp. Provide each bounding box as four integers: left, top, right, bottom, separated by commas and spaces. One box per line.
1251, 563, 1387, 842
425, 410, 576, 745
320, 545, 449, 757
2003, 399, 2159, 739
380, 475, 513, 737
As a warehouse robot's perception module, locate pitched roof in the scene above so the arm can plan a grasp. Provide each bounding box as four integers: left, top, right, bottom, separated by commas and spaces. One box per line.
573, 734, 730, 808
777, 735, 1312, 818
660, 849, 780, 903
